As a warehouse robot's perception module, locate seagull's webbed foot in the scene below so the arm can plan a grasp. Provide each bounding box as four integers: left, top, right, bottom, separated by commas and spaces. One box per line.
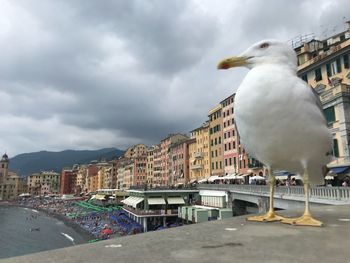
281, 214, 323, 227
247, 211, 284, 222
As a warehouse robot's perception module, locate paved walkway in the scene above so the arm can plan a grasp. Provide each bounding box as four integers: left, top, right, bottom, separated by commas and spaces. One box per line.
3, 205, 350, 263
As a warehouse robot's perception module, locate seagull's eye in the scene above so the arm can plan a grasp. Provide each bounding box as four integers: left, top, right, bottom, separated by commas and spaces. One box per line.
260, 43, 269, 49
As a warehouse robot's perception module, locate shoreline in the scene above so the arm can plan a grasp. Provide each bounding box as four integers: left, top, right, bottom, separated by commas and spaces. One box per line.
1, 203, 95, 241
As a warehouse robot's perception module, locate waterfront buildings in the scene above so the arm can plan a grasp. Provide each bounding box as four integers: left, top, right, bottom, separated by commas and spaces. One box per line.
0, 154, 23, 200
159, 134, 189, 186
189, 122, 211, 182
146, 145, 157, 186
169, 139, 191, 186
208, 105, 224, 176
27, 171, 60, 196
295, 21, 350, 168
60, 168, 77, 195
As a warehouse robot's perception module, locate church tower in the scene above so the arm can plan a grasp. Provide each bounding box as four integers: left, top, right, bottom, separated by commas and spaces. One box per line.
0, 153, 9, 178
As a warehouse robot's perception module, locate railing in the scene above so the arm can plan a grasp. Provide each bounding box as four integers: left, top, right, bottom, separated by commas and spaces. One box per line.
193, 152, 204, 158
123, 206, 178, 216
190, 164, 203, 170
197, 184, 350, 202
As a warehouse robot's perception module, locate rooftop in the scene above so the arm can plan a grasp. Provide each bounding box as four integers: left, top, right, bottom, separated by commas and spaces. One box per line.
5, 205, 350, 263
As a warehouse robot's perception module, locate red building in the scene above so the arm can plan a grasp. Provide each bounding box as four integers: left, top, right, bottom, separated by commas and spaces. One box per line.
60, 169, 77, 194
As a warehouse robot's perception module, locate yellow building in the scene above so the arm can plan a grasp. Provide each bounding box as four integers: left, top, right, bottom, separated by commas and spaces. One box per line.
295, 22, 350, 167
189, 121, 211, 182
208, 104, 224, 176
0, 154, 26, 200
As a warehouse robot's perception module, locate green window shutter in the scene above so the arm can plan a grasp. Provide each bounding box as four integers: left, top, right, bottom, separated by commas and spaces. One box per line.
333, 139, 339, 157
344, 54, 349, 69
324, 107, 336, 124
326, 64, 332, 77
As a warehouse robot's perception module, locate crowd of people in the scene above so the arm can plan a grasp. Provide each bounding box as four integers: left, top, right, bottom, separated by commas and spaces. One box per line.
18, 196, 142, 241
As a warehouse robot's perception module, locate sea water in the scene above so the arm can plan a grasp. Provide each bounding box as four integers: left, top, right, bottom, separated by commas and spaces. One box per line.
0, 206, 87, 259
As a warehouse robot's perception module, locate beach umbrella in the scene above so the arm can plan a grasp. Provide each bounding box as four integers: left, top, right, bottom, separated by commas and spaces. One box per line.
102, 228, 113, 235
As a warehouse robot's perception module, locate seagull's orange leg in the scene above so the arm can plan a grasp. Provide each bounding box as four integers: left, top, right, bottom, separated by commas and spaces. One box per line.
281, 168, 323, 227
247, 169, 283, 222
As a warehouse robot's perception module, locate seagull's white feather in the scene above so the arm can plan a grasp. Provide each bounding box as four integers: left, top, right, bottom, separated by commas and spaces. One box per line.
234, 40, 332, 185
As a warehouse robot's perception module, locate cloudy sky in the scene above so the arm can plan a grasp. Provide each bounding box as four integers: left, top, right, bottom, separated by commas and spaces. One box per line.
0, 0, 349, 156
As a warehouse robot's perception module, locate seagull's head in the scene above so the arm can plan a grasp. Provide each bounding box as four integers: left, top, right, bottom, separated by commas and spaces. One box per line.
217, 39, 297, 70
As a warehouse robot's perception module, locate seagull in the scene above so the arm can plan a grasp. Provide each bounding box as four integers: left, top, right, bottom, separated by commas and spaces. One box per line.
217, 39, 332, 226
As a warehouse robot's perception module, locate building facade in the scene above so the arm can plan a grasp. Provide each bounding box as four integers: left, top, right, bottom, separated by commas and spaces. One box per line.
0, 154, 24, 200
189, 122, 211, 182
295, 22, 350, 167
208, 105, 224, 176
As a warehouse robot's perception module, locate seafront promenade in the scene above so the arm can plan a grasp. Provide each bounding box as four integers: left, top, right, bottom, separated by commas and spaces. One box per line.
4, 204, 350, 263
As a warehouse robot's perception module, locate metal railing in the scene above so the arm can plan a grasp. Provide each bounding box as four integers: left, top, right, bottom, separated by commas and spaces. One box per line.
197, 184, 350, 202
123, 206, 178, 216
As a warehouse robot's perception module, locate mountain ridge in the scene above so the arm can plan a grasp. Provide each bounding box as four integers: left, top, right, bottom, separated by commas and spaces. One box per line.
8, 148, 124, 177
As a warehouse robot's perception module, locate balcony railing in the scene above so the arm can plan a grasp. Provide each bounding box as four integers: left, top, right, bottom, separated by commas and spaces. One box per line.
193, 152, 204, 158
123, 206, 178, 216
190, 164, 203, 170
197, 184, 350, 203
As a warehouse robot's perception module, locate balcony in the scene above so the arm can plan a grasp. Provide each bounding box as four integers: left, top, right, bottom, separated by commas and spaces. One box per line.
193, 152, 204, 158
190, 164, 203, 170
123, 206, 178, 216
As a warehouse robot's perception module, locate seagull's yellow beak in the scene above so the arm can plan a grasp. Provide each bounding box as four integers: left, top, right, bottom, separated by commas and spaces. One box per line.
217, 56, 249, 70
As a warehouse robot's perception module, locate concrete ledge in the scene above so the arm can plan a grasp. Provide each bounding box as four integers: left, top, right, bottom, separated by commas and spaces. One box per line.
3, 205, 350, 263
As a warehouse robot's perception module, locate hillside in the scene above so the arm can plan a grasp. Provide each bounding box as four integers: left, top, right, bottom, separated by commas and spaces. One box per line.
9, 148, 124, 177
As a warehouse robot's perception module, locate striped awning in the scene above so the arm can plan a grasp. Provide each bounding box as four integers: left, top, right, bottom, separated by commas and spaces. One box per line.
147, 197, 166, 205
167, 197, 185, 205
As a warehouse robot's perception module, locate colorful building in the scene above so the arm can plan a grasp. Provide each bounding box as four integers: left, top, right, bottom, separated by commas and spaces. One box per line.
189, 122, 211, 182
169, 139, 191, 186
295, 21, 350, 168
208, 105, 224, 176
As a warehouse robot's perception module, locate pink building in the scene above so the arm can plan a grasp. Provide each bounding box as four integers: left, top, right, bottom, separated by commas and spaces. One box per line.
221, 94, 263, 175
169, 139, 191, 186
159, 134, 189, 186
133, 155, 147, 186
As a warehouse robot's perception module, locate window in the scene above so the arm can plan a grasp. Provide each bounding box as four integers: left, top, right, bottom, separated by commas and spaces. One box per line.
227, 120, 230, 126
228, 131, 230, 138
220, 161, 222, 169
212, 162, 214, 170
211, 140, 213, 146
224, 122, 226, 128
223, 112, 226, 117
227, 110, 229, 116
224, 133, 226, 139
324, 106, 336, 124
233, 141, 236, 149
344, 54, 349, 69
228, 143, 231, 150
215, 138, 217, 145
229, 158, 232, 166
331, 58, 341, 75
211, 151, 214, 158
301, 74, 308, 83
231, 108, 234, 114
333, 139, 339, 157
234, 157, 236, 166
216, 162, 218, 169
232, 130, 235, 136
225, 159, 228, 166
326, 63, 332, 77
224, 144, 227, 151
218, 137, 221, 144
315, 68, 322, 81
215, 150, 218, 157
